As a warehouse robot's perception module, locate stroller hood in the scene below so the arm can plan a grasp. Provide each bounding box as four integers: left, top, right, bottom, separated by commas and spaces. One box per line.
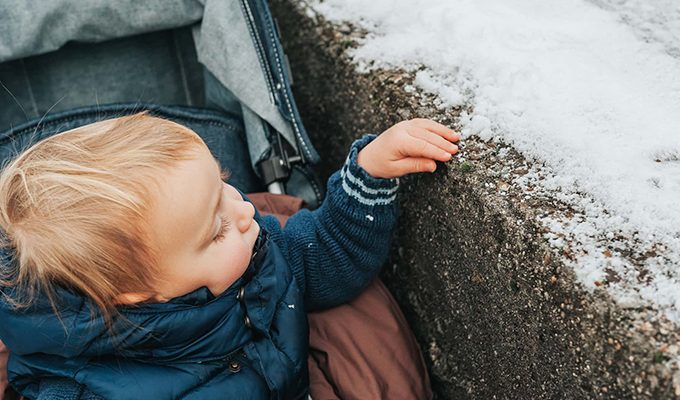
0, 0, 319, 166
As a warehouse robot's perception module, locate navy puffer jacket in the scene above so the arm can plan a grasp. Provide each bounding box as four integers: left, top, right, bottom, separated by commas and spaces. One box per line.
0, 135, 400, 399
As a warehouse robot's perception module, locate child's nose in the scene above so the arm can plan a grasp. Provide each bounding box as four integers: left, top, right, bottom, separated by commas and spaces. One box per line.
222, 183, 255, 233
235, 201, 255, 233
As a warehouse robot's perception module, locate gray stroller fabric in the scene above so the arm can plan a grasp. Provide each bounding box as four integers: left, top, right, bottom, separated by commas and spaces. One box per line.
0, 1, 204, 61
0, 0, 298, 167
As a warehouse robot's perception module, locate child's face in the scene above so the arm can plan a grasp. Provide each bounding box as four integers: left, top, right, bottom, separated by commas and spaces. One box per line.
147, 144, 260, 301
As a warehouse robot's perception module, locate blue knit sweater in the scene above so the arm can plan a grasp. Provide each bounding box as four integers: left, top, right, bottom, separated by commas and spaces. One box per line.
4, 134, 400, 399
263, 134, 400, 311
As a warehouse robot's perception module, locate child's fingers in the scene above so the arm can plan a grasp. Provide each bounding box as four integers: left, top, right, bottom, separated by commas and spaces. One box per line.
410, 119, 459, 141
393, 157, 437, 175
401, 136, 453, 162
408, 127, 459, 154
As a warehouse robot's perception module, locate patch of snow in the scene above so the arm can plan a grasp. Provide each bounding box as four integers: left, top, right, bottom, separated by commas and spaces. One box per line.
414, 71, 465, 107
403, 84, 416, 93
459, 112, 492, 140
309, 0, 680, 321
589, 0, 680, 57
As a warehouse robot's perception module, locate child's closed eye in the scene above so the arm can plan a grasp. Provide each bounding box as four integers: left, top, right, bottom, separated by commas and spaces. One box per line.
214, 215, 231, 242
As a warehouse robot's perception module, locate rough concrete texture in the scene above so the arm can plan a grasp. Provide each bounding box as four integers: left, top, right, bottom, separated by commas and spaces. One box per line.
271, 1, 680, 398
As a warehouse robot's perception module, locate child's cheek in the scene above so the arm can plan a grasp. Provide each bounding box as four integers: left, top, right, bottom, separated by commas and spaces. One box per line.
220, 240, 252, 277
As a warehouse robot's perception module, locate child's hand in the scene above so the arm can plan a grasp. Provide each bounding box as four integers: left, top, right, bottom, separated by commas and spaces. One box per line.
357, 119, 460, 179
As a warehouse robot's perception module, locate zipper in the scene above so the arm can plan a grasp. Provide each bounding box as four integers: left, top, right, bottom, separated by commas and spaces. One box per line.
238, 0, 315, 163
240, 0, 277, 106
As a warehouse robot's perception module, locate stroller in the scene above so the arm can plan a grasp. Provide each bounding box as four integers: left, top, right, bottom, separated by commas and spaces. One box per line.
0, 0, 323, 208
0, 3, 438, 399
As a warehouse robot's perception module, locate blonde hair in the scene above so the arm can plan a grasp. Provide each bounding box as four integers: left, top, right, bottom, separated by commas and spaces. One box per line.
0, 112, 205, 320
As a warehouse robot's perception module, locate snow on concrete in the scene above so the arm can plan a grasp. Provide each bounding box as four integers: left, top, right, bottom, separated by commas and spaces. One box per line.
593, 0, 680, 58
307, 0, 680, 321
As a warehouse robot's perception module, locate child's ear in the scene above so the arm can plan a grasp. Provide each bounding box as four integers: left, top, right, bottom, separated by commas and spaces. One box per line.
114, 292, 156, 305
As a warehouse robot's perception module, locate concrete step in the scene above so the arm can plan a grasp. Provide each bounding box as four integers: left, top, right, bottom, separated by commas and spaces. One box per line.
272, 1, 680, 398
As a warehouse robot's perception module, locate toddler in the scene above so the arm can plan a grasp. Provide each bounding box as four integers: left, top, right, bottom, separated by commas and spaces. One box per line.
0, 113, 459, 399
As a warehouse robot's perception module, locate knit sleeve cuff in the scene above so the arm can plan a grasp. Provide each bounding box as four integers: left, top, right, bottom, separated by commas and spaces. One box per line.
340, 134, 400, 207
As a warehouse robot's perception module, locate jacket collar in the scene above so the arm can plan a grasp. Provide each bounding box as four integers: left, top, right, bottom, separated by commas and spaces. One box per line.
0, 226, 272, 363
